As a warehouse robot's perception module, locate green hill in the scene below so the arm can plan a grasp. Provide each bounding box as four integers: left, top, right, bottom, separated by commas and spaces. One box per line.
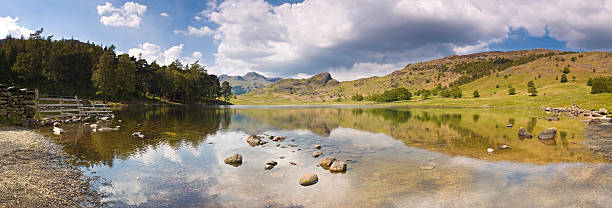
237, 49, 612, 109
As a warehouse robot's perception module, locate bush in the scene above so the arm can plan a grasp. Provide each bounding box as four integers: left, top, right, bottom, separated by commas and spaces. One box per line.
440, 86, 462, 98
587, 78, 593, 86
563, 66, 570, 74
508, 88, 516, 95
473, 90, 480, 98
590, 77, 612, 94
351, 94, 364, 101
561, 74, 568, 82
366, 87, 412, 102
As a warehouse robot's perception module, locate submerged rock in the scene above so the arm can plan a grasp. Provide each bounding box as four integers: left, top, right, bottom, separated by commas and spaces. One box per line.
299, 173, 318, 186
319, 156, 336, 169
312, 151, 322, 158
314, 144, 321, 149
518, 127, 533, 138
224, 154, 243, 166
289, 161, 297, 165
419, 166, 435, 170
538, 127, 557, 140
329, 160, 347, 172
132, 132, 145, 138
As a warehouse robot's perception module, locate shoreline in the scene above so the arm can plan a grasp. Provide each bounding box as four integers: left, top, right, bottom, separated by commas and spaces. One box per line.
0, 127, 103, 207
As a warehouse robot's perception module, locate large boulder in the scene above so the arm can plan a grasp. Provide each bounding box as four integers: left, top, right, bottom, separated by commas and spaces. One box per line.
599, 108, 608, 115
246, 134, 262, 146
538, 127, 557, 140
329, 161, 347, 173
299, 173, 318, 186
518, 127, 533, 138
319, 156, 336, 169
224, 154, 243, 167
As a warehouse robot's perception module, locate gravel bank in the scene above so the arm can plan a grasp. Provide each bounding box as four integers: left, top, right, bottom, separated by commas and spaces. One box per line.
585, 123, 612, 160
0, 128, 103, 207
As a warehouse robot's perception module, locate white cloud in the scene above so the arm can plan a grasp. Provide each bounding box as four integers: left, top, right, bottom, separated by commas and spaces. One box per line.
173, 26, 214, 37
127, 42, 202, 66
0, 16, 34, 38
200, 0, 612, 80
160, 12, 169, 17
97, 2, 147, 28
329, 62, 409, 81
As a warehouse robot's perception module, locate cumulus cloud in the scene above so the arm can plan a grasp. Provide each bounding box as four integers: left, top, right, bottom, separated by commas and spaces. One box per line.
160, 12, 169, 17
173, 26, 215, 36
97, 2, 147, 27
0, 16, 34, 38
200, 0, 612, 80
127, 42, 202, 66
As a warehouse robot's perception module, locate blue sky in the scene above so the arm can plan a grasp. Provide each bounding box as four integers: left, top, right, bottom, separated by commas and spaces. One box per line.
1, 0, 610, 81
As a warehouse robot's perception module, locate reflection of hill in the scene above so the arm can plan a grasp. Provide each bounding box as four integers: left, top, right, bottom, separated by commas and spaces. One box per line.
41, 106, 232, 167
239, 107, 608, 164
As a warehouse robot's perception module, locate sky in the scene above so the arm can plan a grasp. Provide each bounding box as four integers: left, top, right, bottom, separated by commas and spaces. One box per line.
1, 0, 611, 81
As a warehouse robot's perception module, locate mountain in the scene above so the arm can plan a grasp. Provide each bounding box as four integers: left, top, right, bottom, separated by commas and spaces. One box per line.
219, 72, 281, 95
241, 49, 612, 107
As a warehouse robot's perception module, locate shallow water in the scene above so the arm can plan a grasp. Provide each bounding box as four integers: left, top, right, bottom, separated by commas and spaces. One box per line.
40, 106, 612, 207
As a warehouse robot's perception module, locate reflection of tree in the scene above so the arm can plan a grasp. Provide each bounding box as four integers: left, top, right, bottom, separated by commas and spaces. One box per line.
240, 107, 604, 164
52, 106, 232, 167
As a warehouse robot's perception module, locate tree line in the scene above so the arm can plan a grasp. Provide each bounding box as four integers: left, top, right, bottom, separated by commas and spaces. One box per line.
0, 29, 232, 103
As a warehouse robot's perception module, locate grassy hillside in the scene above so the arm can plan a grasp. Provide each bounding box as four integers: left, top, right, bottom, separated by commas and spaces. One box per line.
236, 50, 612, 109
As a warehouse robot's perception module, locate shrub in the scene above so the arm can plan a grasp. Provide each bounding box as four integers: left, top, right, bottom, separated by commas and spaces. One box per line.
473, 90, 480, 98
560, 74, 568, 82
351, 94, 364, 101
508, 88, 516, 95
587, 78, 593, 86
563, 66, 570, 74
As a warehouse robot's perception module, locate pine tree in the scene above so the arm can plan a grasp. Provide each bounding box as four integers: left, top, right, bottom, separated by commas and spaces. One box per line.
527, 81, 537, 96
560, 74, 568, 82
221, 81, 232, 101
116, 54, 136, 100
91, 51, 117, 101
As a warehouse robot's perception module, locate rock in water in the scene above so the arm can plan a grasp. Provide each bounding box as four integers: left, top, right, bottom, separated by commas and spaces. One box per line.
289, 161, 297, 165
499, 145, 510, 149
224, 154, 243, 167
319, 156, 336, 169
299, 173, 318, 186
312, 151, 323, 158
266, 160, 278, 166
265, 164, 275, 170
53, 122, 62, 127
505, 124, 513, 128
599, 108, 608, 115
329, 161, 347, 172
89, 124, 98, 129
132, 132, 145, 138
518, 127, 533, 138
538, 127, 557, 140
314, 144, 322, 149
487, 148, 494, 153
246, 134, 262, 146
52, 127, 64, 135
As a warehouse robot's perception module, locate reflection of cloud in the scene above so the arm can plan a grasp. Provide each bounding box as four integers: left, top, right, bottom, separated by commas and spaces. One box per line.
138, 143, 182, 165
101, 180, 147, 206
330, 127, 401, 149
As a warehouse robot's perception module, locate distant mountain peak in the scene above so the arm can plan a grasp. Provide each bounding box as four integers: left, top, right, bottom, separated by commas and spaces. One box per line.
218, 72, 281, 95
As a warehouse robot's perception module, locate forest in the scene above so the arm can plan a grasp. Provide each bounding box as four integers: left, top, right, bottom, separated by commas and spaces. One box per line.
0, 29, 231, 103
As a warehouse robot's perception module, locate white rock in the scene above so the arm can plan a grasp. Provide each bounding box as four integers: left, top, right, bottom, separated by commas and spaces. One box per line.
52, 127, 64, 135
487, 148, 494, 153
90, 124, 98, 129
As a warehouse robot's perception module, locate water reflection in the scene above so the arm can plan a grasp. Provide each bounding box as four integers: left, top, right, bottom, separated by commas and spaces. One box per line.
39, 106, 611, 207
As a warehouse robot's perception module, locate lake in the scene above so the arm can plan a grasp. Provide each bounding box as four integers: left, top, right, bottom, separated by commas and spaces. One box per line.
40, 106, 612, 207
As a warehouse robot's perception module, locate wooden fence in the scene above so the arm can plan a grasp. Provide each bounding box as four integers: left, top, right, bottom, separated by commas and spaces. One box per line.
35, 90, 112, 119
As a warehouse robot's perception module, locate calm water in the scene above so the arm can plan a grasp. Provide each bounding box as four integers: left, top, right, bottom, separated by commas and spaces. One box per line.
40, 106, 612, 207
